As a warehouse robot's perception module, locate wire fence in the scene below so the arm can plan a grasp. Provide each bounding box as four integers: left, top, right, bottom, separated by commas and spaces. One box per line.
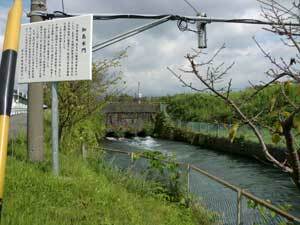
176, 121, 278, 146
100, 147, 300, 225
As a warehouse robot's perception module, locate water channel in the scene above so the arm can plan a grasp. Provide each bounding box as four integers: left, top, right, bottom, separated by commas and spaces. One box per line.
103, 136, 300, 224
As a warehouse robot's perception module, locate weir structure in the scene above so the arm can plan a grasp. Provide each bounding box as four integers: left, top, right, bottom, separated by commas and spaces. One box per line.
103, 102, 161, 136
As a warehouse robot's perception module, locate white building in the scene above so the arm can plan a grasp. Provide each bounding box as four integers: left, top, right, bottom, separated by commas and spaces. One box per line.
11, 90, 27, 116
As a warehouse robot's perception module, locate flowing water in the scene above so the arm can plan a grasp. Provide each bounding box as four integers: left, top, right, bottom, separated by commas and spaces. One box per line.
103, 136, 300, 223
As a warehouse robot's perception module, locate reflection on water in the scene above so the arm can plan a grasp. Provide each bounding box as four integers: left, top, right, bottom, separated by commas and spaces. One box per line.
104, 136, 300, 217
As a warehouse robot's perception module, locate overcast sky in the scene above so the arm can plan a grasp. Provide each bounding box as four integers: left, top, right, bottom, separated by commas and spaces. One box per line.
0, 0, 296, 96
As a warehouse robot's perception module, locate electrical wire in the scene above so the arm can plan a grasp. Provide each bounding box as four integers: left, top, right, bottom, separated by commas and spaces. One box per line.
183, 0, 199, 14
28, 12, 300, 27
26, 11, 300, 51
92, 16, 172, 52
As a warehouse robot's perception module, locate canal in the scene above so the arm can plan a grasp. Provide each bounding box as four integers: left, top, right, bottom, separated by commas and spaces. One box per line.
104, 136, 300, 222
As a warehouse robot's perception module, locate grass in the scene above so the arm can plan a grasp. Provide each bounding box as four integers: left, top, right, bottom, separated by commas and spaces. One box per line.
1, 137, 214, 225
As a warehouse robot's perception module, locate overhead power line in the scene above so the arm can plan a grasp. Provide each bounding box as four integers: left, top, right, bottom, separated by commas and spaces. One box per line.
183, 0, 200, 14
92, 16, 171, 52
28, 12, 300, 27
27, 11, 300, 51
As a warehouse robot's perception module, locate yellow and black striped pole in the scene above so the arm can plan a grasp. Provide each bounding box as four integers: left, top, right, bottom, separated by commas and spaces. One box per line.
0, 0, 22, 213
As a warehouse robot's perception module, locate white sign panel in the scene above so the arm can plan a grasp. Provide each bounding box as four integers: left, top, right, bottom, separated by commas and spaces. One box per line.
17, 15, 93, 83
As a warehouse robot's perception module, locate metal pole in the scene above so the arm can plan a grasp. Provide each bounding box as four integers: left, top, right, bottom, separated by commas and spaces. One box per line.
28, 0, 46, 162
187, 164, 190, 194
51, 82, 59, 175
197, 13, 207, 48
0, 0, 22, 215
130, 152, 135, 169
237, 189, 242, 225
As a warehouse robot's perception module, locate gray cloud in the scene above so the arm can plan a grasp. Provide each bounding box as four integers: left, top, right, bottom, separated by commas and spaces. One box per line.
0, 0, 297, 96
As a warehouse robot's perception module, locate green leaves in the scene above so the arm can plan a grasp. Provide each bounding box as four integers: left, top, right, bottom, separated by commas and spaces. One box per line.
284, 81, 292, 96
271, 122, 283, 144
272, 134, 281, 144
293, 113, 300, 134
139, 150, 186, 204
270, 97, 277, 112
229, 123, 239, 143
247, 199, 258, 209
274, 122, 283, 134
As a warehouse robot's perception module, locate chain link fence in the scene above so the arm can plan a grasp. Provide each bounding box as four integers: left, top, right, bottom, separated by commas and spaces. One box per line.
176, 121, 277, 146
101, 148, 300, 225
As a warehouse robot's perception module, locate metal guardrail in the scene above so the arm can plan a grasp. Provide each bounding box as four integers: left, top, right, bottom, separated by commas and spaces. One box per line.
11, 108, 27, 116
99, 147, 300, 225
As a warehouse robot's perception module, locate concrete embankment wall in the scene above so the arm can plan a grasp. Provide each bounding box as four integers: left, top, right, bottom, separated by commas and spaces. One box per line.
158, 127, 287, 163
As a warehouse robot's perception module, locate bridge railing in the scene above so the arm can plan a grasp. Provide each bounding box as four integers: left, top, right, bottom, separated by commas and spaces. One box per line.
98, 147, 300, 225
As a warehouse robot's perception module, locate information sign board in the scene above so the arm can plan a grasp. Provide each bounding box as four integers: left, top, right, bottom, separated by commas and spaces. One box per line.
16, 15, 93, 83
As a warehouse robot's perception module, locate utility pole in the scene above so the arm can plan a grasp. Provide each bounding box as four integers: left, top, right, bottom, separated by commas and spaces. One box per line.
27, 0, 46, 162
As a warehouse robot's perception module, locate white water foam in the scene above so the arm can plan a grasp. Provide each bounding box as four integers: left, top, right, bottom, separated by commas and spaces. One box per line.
129, 136, 161, 149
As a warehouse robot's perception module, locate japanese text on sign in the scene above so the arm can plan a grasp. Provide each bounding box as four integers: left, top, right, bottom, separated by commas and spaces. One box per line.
17, 15, 93, 83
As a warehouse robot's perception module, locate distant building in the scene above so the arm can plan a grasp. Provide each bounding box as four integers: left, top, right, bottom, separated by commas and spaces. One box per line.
11, 90, 27, 116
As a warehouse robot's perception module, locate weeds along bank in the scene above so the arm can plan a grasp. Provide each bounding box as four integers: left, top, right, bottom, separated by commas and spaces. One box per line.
2, 133, 214, 225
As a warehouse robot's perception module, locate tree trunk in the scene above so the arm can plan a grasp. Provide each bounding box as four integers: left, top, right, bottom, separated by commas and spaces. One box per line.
283, 121, 300, 189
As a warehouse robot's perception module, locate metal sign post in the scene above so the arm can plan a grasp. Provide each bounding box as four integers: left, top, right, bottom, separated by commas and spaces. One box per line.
51, 82, 59, 175
16, 15, 93, 175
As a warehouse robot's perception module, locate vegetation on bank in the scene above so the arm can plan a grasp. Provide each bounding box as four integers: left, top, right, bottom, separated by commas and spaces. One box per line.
159, 84, 300, 125
154, 84, 300, 148
3, 134, 215, 225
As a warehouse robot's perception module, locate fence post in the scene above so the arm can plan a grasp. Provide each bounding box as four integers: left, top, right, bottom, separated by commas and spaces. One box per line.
187, 164, 190, 194
237, 189, 242, 225
130, 152, 134, 168
81, 143, 87, 161
11, 137, 14, 158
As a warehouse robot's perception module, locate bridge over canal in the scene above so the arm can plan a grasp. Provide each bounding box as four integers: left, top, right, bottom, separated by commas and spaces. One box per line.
103, 102, 163, 136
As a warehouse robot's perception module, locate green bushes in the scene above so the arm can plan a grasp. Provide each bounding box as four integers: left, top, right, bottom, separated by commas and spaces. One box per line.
159, 93, 232, 123
153, 112, 175, 139
132, 150, 187, 204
